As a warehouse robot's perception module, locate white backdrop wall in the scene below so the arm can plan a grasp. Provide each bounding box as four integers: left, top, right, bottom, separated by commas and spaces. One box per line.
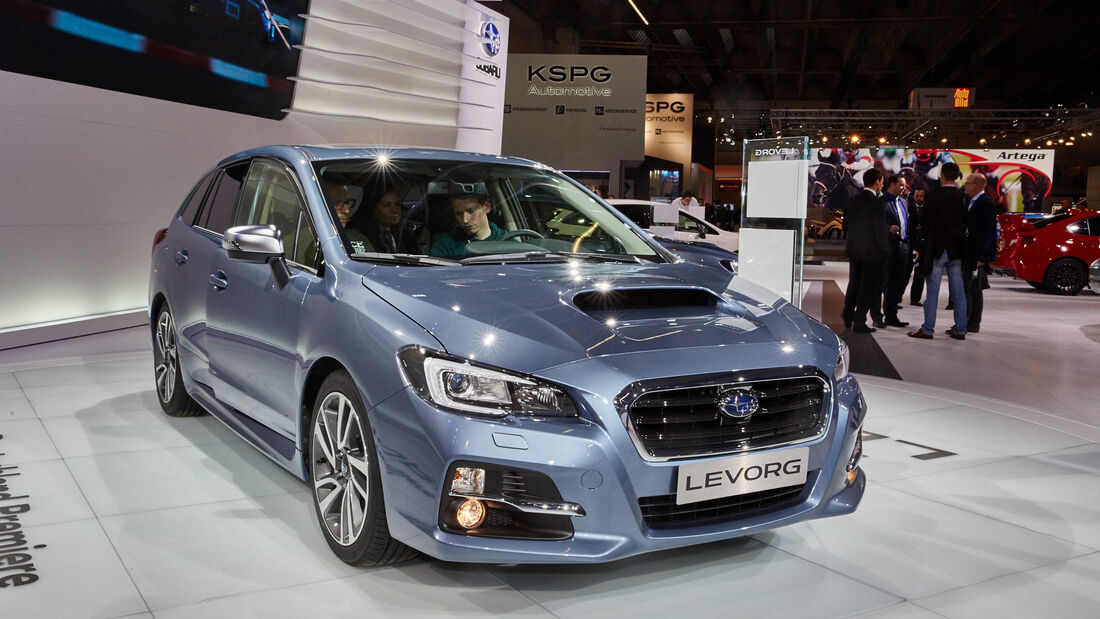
0, 0, 507, 346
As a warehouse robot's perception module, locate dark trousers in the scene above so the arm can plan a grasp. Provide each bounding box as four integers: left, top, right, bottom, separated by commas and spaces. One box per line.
909, 263, 925, 304
963, 268, 985, 331
884, 242, 912, 321
844, 258, 886, 326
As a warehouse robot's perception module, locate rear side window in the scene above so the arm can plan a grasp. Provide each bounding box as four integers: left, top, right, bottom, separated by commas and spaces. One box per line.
179, 172, 216, 225
198, 162, 250, 234
235, 160, 317, 267
1073, 216, 1100, 236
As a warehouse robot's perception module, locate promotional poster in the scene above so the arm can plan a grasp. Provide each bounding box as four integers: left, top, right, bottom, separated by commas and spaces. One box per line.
809, 147, 1054, 213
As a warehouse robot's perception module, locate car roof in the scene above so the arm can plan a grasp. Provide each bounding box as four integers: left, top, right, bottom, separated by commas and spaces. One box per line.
216, 145, 543, 168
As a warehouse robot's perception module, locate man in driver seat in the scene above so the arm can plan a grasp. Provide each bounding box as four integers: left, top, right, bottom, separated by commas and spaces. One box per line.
430, 181, 506, 256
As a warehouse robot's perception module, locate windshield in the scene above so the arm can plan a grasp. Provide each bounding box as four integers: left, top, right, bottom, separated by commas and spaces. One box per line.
313, 158, 661, 263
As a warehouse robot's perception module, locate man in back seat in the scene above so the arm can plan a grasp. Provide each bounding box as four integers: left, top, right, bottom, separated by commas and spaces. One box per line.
430, 181, 505, 256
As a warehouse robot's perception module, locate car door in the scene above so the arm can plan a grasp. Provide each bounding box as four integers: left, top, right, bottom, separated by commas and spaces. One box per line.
170, 163, 250, 384
205, 158, 320, 436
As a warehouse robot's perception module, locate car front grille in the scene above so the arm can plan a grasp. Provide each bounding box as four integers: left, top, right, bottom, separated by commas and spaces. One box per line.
620, 374, 829, 459
638, 482, 808, 529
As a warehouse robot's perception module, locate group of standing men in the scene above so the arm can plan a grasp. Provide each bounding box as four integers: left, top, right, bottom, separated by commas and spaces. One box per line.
841, 163, 998, 340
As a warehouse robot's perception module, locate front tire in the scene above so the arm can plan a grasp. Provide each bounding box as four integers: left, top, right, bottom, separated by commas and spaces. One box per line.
153, 307, 204, 417
309, 370, 416, 566
1043, 258, 1087, 295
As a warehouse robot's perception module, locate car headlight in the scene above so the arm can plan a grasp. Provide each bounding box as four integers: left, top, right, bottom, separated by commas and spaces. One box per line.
398, 346, 578, 418
834, 336, 850, 380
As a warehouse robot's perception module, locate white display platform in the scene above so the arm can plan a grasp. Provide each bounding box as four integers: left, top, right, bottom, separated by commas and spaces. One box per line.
2, 332, 1099, 618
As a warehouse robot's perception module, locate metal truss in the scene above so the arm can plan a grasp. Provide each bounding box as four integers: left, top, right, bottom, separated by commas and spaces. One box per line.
762, 108, 1100, 143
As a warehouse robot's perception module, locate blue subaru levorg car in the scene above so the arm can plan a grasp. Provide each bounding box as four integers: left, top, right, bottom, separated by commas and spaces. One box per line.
149, 145, 865, 566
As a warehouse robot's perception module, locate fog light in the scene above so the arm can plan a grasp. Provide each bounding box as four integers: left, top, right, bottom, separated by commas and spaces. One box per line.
456, 498, 486, 529
451, 467, 485, 494
846, 468, 860, 486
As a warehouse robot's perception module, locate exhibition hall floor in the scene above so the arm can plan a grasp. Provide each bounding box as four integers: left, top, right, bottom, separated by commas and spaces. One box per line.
2, 271, 1099, 618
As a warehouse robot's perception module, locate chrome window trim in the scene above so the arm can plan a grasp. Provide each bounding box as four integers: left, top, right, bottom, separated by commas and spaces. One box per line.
614, 367, 833, 463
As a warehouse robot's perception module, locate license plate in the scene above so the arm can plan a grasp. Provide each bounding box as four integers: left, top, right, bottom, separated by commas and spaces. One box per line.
675, 447, 809, 505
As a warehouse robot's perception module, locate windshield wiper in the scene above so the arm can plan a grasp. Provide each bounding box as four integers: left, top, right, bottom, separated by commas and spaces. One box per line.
351, 252, 460, 266
460, 251, 642, 265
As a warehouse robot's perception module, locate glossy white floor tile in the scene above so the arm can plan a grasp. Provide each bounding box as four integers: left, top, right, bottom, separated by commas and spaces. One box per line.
13, 356, 151, 388
0, 386, 36, 420
41, 408, 227, 458
0, 458, 94, 527
489, 538, 900, 618
755, 485, 1093, 599
98, 492, 361, 610
153, 562, 556, 618
21, 380, 159, 418
0, 371, 19, 388
885, 455, 1100, 550
2, 519, 148, 619
65, 439, 303, 517
915, 552, 1100, 619
0, 418, 62, 463
849, 602, 952, 618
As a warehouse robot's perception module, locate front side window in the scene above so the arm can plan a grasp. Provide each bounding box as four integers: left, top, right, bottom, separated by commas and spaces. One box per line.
677, 212, 701, 233
235, 160, 317, 267
314, 158, 661, 262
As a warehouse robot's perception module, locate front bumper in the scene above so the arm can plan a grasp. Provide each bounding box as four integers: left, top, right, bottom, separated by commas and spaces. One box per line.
369, 369, 866, 564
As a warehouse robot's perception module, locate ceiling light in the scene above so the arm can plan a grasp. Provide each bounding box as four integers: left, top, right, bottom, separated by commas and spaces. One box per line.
1046, 139, 1054, 146
979, 138, 987, 144
627, 0, 649, 25
878, 137, 887, 144
1024, 138, 1032, 145
941, 138, 948, 143
822, 136, 829, 143
850, 134, 860, 143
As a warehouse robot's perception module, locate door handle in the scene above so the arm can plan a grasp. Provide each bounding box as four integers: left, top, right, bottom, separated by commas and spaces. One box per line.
175, 249, 189, 265
209, 271, 228, 291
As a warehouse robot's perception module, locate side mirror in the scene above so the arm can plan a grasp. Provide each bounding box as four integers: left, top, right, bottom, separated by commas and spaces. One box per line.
223, 225, 284, 263
223, 225, 291, 288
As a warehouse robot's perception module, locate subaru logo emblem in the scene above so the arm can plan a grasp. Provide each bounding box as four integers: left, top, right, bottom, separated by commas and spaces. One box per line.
718, 389, 759, 419
481, 22, 501, 57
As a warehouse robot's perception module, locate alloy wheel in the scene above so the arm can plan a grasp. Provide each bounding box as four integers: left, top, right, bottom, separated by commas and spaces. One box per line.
311, 392, 370, 546
154, 312, 177, 403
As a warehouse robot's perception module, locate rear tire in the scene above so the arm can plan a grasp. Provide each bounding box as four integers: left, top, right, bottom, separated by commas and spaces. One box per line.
1043, 259, 1087, 295
153, 307, 205, 417
309, 370, 416, 566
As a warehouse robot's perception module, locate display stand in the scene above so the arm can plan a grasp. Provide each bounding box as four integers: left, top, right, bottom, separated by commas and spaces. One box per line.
739, 137, 809, 306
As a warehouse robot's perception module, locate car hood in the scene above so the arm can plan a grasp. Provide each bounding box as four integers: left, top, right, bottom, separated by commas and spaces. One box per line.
362, 262, 825, 374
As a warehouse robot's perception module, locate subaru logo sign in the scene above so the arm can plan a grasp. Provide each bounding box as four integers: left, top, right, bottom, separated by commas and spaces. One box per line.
718, 389, 759, 420
481, 22, 501, 57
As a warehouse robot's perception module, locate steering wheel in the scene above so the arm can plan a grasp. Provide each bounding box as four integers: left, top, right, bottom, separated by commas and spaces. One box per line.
498, 229, 544, 242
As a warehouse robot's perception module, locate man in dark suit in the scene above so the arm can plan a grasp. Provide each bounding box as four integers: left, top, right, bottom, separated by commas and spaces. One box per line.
842, 168, 890, 333
881, 175, 912, 327
962, 173, 997, 333
909, 163, 968, 340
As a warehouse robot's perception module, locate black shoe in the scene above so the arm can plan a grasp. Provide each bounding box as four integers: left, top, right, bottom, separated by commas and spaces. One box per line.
872, 320, 887, 329
946, 328, 966, 340
853, 324, 877, 333
945, 303, 954, 310
841, 313, 852, 329
910, 301, 923, 306
885, 319, 910, 327
969, 326, 980, 334
896, 305, 903, 310
907, 330, 933, 339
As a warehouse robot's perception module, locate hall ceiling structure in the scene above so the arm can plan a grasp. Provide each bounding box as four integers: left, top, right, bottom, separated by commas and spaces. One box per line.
494, 0, 1100, 147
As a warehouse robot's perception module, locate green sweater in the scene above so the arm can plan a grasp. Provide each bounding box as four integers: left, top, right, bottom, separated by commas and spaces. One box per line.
430, 223, 505, 256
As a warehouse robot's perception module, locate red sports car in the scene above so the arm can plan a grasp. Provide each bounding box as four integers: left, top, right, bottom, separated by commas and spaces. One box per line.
995, 209, 1100, 295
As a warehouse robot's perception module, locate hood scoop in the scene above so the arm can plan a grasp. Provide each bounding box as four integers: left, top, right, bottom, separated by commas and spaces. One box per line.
572, 287, 719, 312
